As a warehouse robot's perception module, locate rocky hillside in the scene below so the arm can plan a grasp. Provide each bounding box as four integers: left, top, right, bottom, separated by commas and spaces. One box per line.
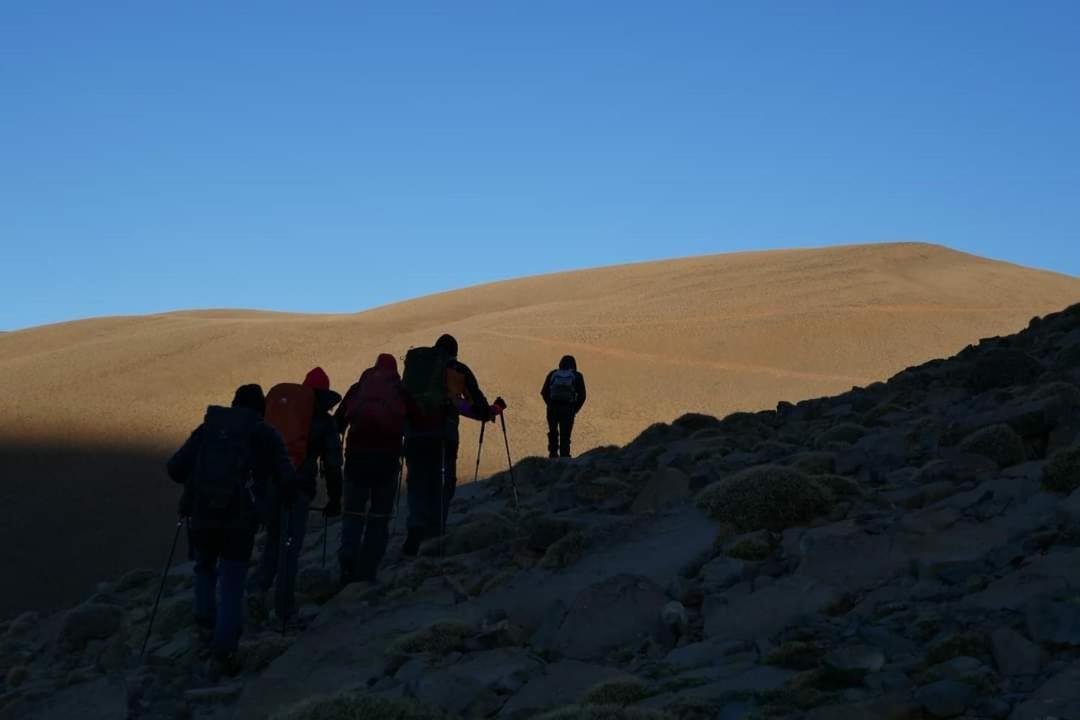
5, 302, 1080, 720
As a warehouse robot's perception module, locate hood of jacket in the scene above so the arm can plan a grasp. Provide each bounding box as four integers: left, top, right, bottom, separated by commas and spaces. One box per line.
559, 355, 577, 371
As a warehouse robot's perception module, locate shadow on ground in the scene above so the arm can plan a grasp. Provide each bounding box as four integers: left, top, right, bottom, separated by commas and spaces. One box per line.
0, 440, 182, 619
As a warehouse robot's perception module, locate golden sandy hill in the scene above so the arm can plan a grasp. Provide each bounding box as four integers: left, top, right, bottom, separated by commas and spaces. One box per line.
2, 242, 1077, 617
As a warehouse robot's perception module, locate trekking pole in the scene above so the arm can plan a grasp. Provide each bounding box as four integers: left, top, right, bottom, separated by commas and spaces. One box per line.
473, 422, 486, 484
305, 506, 329, 568
391, 451, 405, 539
141, 517, 185, 660
494, 398, 520, 512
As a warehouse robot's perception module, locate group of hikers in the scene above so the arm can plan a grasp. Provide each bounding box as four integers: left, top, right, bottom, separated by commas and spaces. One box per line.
161, 333, 587, 673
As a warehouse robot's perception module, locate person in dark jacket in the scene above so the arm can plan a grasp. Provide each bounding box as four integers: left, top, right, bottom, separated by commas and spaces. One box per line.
167, 384, 295, 670
403, 334, 493, 556
334, 353, 407, 583
541, 355, 587, 458
252, 367, 343, 625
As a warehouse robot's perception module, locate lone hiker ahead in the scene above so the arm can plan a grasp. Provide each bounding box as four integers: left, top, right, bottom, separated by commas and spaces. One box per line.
541, 355, 587, 458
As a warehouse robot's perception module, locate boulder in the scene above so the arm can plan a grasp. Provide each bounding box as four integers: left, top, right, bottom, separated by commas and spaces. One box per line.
1025, 598, 1080, 647
698, 556, 746, 590
913, 455, 997, 486
696, 465, 829, 532
1009, 660, 1080, 720
631, 468, 690, 514
540, 532, 585, 570
58, 603, 125, 653
821, 644, 885, 685
991, 627, 1043, 676
705, 575, 840, 641
1043, 445, 1080, 493
958, 424, 1026, 467
549, 574, 667, 661
915, 679, 976, 718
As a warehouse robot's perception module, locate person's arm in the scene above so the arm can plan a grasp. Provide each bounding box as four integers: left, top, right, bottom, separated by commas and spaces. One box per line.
166, 426, 202, 484
574, 372, 587, 414
320, 417, 344, 515
334, 382, 359, 434
461, 362, 491, 422
541, 371, 553, 405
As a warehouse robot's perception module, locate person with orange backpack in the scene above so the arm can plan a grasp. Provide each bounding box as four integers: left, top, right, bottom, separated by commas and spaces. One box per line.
251, 367, 343, 627
400, 334, 496, 556
166, 384, 296, 674
334, 353, 408, 584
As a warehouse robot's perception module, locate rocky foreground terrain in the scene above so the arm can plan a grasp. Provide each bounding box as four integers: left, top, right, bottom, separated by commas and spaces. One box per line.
5, 302, 1080, 720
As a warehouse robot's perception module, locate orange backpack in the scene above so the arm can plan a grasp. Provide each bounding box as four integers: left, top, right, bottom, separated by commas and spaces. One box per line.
264, 383, 316, 468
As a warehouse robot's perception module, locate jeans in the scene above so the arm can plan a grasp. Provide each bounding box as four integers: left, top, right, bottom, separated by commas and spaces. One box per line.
405, 438, 459, 538
191, 528, 255, 656
547, 405, 576, 458
340, 450, 400, 582
252, 485, 310, 622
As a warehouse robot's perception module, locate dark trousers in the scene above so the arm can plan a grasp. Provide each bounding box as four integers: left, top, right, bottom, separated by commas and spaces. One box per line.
191, 528, 255, 656
340, 450, 400, 582
251, 483, 310, 622
405, 437, 459, 538
547, 405, 576, 458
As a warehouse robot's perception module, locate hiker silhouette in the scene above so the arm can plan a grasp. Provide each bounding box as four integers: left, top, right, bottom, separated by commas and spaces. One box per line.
541, 355, 587, 458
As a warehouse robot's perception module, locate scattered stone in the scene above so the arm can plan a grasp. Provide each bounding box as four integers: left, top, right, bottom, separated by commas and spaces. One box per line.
659, 602, 688, 636
915, 678, 976, 718
58, 603, 125, 653
1043, 445, 1080, 493
551, 575, 667, 661
991, 626, 1043, 676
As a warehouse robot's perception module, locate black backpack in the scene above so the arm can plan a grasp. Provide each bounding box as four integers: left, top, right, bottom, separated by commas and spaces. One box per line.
549, 369, 578, 405
192, 407, 256, 511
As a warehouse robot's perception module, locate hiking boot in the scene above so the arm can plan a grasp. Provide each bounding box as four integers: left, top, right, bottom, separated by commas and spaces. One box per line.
402, 529, 421, 557
206, 652, 241, 682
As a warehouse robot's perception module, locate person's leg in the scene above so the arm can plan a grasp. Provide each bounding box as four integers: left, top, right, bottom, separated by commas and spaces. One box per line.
212, 529, 255, 657
404, 438, 438, 553
357, 452, 398, 581
547, 406, 559, 458
192, 529, 221, 632
559, 410, 575, 458
441, 440, 459, 534
252, 487, 281, 593
339, 455, 370, 584
274, 495, 310, 623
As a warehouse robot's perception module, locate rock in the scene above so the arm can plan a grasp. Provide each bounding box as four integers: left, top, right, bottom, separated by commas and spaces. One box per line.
526, 516, 576, 552
705, 575, 840, 641
814, 423, 866, 448
439, 512, 518, 555
788, 452, 837, 475
452, 647, 543, 695
970, 348, 1043, 391
631, 468, 690, 513
721, 530, 775, 561
1009, 660, 1080, 720
296, 565, 337, 603
499, 660, 632, 718
915, 678, 976, 718
575, 477, 634, 505
763, 640, 825, 670
991, 627, 1043, 676
540, 531, 585, 570
387, 620, 475, 656
796, 529, 910, 591
914, 455, 998, 486
410, 671, 501, 717
153, 594, 193, 640
239, 635, 291, 674
550, 574, 667, 661
698, 556, 746, 590
959, 424, 1026, 467
660, 602, 688, 635
114, 568, 158, 594
822, 644, 886, 684
58, 603, 125, 653
1043, 445, 1080, 493
5, 665, 28, 688
185, 684, 244, 704
580, 677, 651, 705
1025, 598, 1080, 646
805, 693, 922, 720
695, 465, 829, 532
4, 612, 39, 639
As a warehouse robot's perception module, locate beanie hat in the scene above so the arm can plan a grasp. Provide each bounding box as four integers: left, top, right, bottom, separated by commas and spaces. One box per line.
232, 383, 266, 416
302, 367, 330, 391
435, 334, 458, 358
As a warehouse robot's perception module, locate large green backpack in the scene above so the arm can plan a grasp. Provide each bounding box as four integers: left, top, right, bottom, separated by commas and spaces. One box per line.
402, 346, 449, 419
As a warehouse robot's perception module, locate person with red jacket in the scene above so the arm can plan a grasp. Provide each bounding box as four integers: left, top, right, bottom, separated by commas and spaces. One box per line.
334, 354, 407, 584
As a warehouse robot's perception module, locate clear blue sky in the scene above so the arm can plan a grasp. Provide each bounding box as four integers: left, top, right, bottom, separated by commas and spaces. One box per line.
2, 1, 1077, 330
